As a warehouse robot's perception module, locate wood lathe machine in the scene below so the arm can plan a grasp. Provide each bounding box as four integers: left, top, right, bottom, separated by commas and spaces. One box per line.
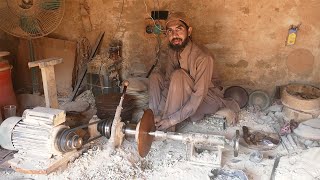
0, 81, 239, 174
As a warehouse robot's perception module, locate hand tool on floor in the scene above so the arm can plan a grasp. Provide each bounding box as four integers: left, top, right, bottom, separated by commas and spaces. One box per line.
270, 156, 281, 180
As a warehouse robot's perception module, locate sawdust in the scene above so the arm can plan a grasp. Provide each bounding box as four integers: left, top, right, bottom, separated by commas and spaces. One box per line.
1, 109, 320, 180
193, 149, 219, 163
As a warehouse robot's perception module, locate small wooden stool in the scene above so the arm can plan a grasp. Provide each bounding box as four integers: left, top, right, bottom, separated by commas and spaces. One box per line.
28, 58, 62, 109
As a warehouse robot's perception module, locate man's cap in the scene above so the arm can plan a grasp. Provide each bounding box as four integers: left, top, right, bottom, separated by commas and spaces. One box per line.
165, 12, 190, 28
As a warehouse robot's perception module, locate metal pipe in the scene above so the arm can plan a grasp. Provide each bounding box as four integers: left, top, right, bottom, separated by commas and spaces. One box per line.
124, 123, 137, 137
149, 131, 185, 141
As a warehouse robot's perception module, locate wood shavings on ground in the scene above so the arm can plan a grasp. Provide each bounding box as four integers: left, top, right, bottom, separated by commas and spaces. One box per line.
1, 109, 320, 180
193, 150, 219, 163
275, 147, 320, 180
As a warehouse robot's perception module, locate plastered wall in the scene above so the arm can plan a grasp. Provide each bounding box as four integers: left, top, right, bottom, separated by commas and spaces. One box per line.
1, 0, 320, 94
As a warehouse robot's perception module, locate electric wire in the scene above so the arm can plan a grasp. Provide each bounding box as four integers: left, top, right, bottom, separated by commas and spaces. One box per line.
143, 0, 165, 32
143, 0, 164, 78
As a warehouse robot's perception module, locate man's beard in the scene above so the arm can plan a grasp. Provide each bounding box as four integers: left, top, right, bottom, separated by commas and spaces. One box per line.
168, 37, 189, 51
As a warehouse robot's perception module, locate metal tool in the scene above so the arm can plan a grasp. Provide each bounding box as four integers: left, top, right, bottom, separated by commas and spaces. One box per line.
233, 130, 240, 157
270, 156, 281, 180
134, 114, 239, 167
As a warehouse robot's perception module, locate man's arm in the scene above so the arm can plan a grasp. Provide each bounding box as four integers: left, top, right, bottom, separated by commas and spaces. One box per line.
167, 56, 214, 125
164, 52, 177, 87
159, 51, 178, 104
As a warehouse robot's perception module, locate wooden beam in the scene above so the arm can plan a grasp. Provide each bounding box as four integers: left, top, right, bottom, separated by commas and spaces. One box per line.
28, 58, 63, 68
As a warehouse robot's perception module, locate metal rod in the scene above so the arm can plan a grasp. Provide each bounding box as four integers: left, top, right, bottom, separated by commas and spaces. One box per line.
123, 123, 137, 137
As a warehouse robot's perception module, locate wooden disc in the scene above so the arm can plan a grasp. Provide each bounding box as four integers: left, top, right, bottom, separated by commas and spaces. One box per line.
137, 109, 155, 157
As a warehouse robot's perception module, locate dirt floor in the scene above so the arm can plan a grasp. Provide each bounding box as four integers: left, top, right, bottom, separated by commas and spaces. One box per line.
1, 109, 320, 180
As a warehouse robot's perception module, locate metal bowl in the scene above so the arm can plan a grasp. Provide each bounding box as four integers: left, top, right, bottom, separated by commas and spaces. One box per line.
224, 86, 249, 109
248, 90, 271, 110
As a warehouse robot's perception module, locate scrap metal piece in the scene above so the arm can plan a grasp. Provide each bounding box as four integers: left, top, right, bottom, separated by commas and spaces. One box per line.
270, 156, 281, 180
233, 130, 240, 157
137, 109, 155, 157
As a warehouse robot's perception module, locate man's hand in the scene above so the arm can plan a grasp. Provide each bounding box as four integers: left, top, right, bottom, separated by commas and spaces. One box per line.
154, 116, 161, 123
155, 119, 173, 130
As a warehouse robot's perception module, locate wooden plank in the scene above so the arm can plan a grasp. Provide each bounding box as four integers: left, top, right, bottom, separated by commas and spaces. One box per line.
40, 66, 59, 108
28, 58, 63, 68
0, 51, 10, 57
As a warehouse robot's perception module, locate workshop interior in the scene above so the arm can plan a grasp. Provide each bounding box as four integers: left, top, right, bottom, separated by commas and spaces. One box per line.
0, 0, 320, 179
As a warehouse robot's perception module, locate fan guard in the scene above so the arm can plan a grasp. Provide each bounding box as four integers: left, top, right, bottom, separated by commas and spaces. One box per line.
0, 0, 65, 39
